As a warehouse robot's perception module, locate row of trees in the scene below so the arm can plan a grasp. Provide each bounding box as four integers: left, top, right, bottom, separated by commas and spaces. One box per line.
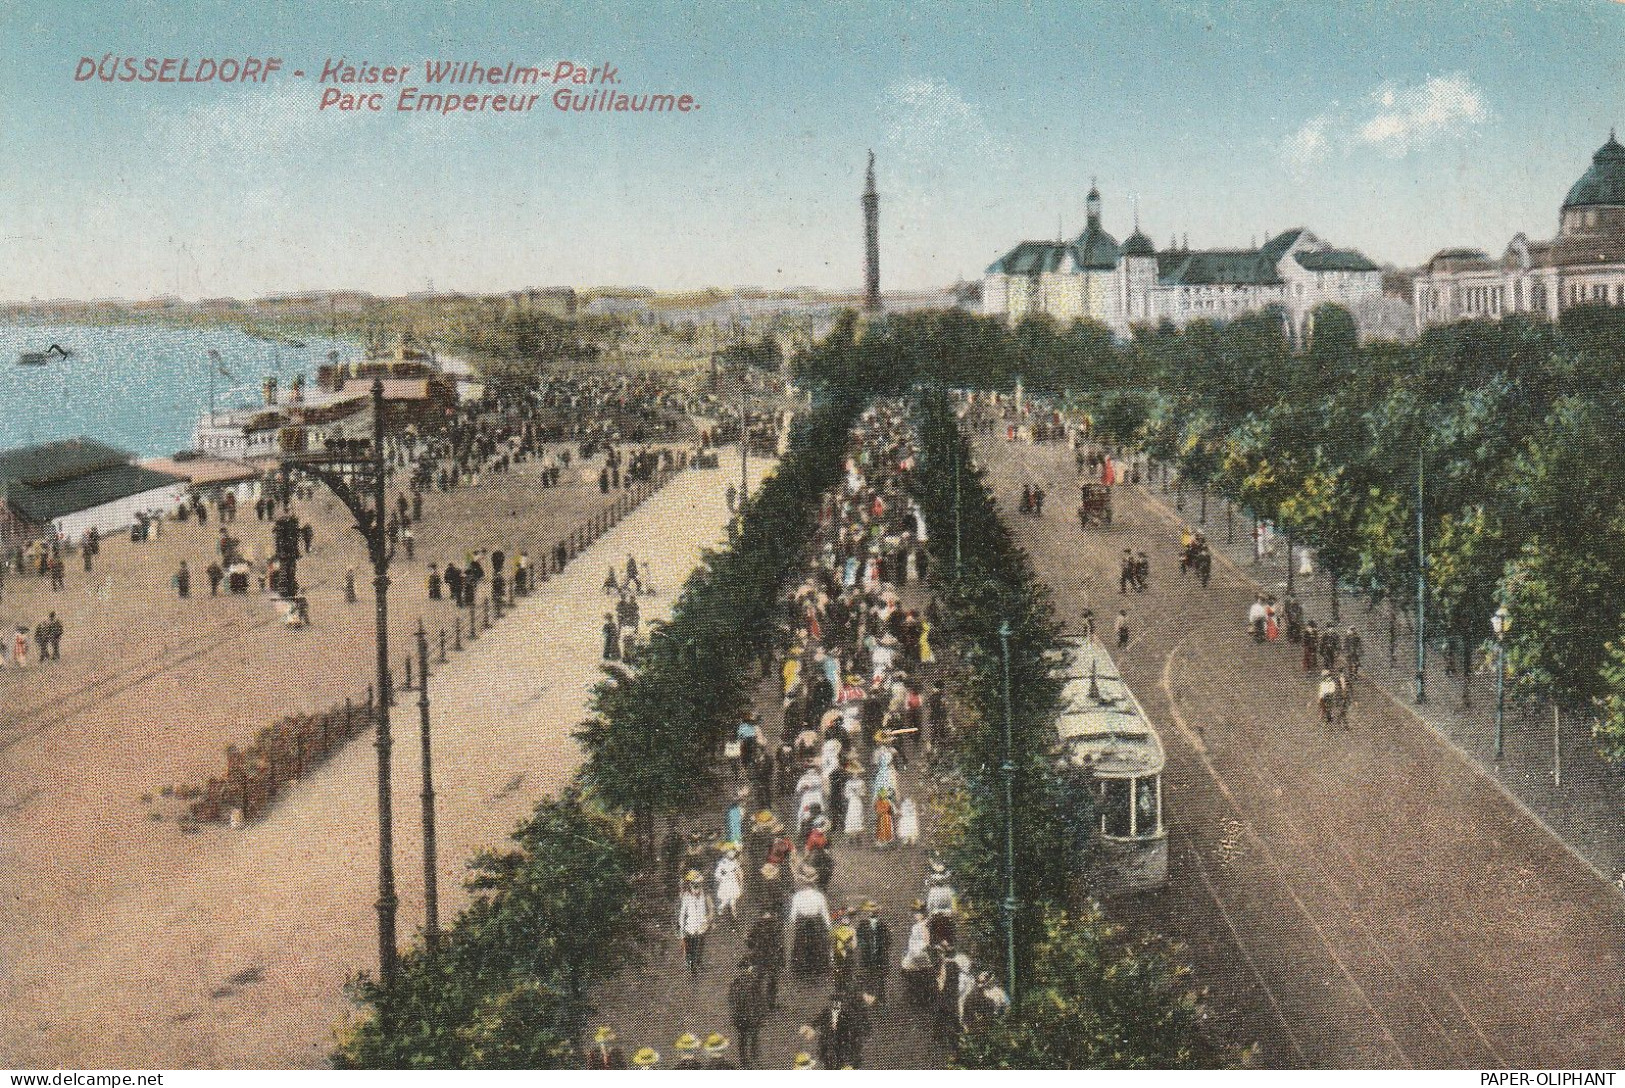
794, 321, 1228, 1066
334, 389, 865, 1067
910, 385, 1227, 1069
574, 386, 863, 846
331, 793, 639, 1067
794, 306, 1625, 760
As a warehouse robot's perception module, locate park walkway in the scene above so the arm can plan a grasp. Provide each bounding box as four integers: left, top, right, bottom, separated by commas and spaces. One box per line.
587, 581, 954, 1071
0, 452, 767, 1069
977, 433, 1625, 1069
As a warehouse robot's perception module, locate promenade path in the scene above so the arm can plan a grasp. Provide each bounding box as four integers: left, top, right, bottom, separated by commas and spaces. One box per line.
977, 434, 1625, 1069
0, 451, 767, 1069
589, 583, 953, 1071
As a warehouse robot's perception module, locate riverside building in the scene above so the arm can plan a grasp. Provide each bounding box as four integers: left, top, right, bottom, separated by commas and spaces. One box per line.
982, 184, 1382, 342
1414, 132, 1625, 330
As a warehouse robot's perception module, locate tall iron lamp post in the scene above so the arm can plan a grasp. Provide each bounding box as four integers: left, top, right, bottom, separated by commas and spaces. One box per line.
997, 620, 1018, 1002
1415, 445, 1428, 705
280, 378, 399, 987
1491, 605, 1510, 761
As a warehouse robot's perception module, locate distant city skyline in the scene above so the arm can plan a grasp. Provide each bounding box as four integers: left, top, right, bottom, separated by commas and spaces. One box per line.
5, 0, 1625, 301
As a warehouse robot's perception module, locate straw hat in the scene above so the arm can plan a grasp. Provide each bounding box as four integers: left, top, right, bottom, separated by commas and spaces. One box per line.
862, 899, 879, 912
703, 1032, 729, 1054
760, 862, 781, 880
673, 1033, 701, 1053
631, 1047, 660, 1068
874, 730, 891, 744
793, 1052, 817, 1070
594, 1026, 617, 1044
684, 869, 702, 883
753, 809, 777, 827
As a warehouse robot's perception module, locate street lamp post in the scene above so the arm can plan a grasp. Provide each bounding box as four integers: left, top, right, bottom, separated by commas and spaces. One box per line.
997, 620, 1018, 1003
1415, 445, 1427, 705
739, 382, 749, 506
953, 439, 963, 580
416, 622, 441, 953
1285, 529, 1295, 595
281, 379, 399, 987
1491, 605, 1510, 761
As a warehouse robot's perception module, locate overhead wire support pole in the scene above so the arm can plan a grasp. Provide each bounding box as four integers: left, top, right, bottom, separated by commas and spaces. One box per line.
416, 622, 440, 954
998, 620, 1018, 1002
1415, 442, 1427, 705
281, 378, 399, 989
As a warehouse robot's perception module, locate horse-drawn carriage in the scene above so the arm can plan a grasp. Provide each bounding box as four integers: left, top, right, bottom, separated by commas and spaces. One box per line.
1078, 483, 1113, 528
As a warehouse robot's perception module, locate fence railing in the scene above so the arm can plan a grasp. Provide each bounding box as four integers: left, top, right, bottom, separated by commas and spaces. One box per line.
184, 464, 682, 826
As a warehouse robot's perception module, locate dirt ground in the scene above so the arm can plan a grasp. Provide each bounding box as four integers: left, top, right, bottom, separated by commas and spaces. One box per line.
0, 449, 765, 1068
977, 434, 1625, 1069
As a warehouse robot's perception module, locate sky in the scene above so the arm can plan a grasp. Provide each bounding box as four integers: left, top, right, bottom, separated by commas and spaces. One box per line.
4, 0, 1625, 301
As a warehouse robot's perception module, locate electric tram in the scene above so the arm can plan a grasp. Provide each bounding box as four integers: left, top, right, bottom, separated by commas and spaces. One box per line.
1049, 636, 1168, 893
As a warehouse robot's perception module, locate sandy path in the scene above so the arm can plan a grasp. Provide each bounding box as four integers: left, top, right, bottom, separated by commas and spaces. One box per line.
0, 451, 769, 1069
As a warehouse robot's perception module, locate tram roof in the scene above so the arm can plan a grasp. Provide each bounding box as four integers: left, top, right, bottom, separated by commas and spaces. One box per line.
1049, 637, 1166, 778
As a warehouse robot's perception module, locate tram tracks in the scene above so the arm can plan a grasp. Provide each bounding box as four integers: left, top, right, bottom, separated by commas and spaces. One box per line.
985, 439, 1485, 1068
0, 609, 285, 757
1112, 469, 1566, 1067
1147, 633, 1414, 1068
1158, 637, 1509, 1068
1119, 486, 1505, 1066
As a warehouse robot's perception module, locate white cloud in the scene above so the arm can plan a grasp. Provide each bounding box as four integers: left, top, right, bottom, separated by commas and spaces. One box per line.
1280, 72, 1489, 176
1282, 113, 1334, 175
1355, 73, 1488, 153
882, 77, 1010, 165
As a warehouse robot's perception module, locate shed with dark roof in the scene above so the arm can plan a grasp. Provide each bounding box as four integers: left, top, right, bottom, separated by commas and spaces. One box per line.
0, 437, 187, 545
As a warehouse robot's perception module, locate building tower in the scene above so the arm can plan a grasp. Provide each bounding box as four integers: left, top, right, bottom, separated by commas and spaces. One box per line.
863, 151, 881, 313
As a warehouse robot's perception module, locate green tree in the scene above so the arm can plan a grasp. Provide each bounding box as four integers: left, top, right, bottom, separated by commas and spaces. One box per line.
955, 907, 1232, 1069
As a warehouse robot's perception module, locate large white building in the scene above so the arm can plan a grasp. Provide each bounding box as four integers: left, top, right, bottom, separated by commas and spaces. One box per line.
1414, 133, 1625, 329
982, 185, 1383, 341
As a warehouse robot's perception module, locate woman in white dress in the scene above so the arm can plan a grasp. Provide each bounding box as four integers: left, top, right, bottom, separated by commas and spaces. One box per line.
821, 736, 843, 778
714, 848, 744, 922
898, 796, 920, 846
843, 775, 866, 840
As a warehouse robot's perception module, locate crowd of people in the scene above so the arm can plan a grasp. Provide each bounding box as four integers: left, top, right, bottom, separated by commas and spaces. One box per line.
0, 367, 735, 689
1240, 585, 1366, 727
0, 540, 71, 666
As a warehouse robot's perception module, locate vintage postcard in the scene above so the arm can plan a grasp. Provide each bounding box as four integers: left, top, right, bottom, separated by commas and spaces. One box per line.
3, 0, 1624, 1079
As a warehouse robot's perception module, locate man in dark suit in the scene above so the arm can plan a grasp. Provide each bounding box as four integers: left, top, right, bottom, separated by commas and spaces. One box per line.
727, 962, 765, 1067
746, 908, 785, 1007
814, 990, 871, 1070
584, 1025, 627, 1069
856, 900, 892, 1002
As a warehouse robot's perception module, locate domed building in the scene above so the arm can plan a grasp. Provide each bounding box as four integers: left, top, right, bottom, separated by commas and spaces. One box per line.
1414, 132, 1625, 328
982, 183, 1382, 340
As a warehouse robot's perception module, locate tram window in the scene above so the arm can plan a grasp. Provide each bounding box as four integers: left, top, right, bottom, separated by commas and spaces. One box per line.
1136, 776, 1160, 836
1101, 779, 1132, 838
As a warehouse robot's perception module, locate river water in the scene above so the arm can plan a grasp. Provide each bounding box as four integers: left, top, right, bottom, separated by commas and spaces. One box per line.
0, 323, 353, 457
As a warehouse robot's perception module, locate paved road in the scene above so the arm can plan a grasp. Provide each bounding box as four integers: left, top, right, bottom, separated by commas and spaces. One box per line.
978, 435, 1625, 1069
0, 452, 766, 1068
